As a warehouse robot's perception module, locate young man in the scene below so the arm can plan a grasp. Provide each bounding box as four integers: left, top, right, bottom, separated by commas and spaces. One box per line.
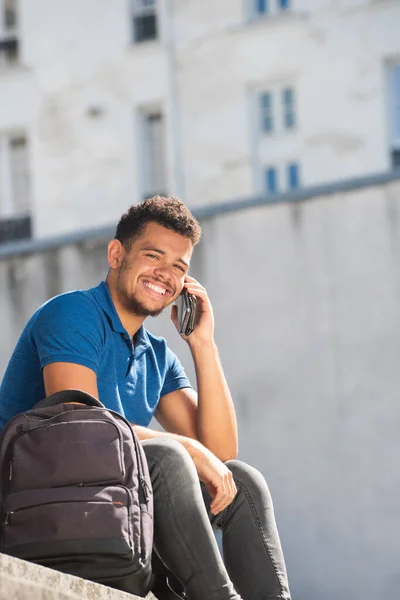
0, 196, 291, 600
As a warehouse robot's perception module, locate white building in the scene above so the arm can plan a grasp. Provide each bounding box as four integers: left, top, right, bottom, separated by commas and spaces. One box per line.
0, 0, 400, 242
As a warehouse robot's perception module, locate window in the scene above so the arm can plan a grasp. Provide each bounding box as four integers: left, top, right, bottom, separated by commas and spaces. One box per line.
262, 163, 300, 195
0, 0, 18, 65
252, 0, 290, 18
140, 112, 167, 198
393, 150, 400, 168
388, 63, 400, 169
133, 0, 158, 43
287, 162, 300, 190
282, 88, 296, 129
0, 133, 31, 242
279, 0, 290, 10
255, 0, 268, 14
260, 92, 273, 133
259, 87, 297, 135
265, 167, 278, 194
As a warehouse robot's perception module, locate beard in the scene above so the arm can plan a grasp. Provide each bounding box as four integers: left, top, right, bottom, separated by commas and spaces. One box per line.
119, 292, 165, 318
117, 260, 169, 318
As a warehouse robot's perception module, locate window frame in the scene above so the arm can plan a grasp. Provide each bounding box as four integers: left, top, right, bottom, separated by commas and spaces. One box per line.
0, 0, 18, 65
0, 131, 30, 219
132, 0, 158, 44
258, 86, 297, 136
138, 108, 167, 199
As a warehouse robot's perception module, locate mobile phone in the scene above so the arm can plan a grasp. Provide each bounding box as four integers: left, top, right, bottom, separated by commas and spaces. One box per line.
175, 289, 197, 336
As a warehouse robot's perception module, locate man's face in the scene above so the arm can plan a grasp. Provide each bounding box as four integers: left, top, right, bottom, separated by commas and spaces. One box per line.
115, 222, 193, 317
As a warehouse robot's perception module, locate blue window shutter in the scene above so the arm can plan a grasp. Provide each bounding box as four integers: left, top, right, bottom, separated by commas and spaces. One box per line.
282, 87, 296, 129
256, 0, 268, 14
260, 92, 273, 133
279, 0, 290, 10
265, 167, 278, 193
288, 163, 300, 190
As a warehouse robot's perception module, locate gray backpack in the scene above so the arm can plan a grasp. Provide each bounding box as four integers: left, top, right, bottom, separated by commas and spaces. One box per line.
0, 389, 153, 596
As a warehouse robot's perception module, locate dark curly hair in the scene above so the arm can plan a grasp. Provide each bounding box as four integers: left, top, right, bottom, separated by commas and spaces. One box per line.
115, 195, 202, 249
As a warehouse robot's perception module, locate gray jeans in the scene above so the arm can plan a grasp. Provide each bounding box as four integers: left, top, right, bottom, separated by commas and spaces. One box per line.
142, 438, 291, 600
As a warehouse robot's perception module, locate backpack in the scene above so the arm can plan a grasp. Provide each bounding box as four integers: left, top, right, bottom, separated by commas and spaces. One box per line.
0, 389, 153, 597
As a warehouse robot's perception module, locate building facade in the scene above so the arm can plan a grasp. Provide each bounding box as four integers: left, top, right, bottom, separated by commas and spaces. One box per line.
0, 0, 400, 241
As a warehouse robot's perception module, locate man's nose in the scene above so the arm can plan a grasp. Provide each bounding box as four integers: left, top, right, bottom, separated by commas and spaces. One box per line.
153, 265, 172, 281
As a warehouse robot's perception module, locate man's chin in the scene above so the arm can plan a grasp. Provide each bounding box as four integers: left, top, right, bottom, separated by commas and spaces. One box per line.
124, 297, 166, 318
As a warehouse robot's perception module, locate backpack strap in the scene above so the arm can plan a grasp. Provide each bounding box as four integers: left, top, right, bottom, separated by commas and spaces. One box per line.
35, 389, 104, 409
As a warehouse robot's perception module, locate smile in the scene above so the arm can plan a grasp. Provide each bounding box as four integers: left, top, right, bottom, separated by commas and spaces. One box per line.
144, 281, 168, 296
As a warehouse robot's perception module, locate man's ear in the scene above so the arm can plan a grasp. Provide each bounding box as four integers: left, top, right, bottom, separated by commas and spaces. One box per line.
107, 239, 124, 270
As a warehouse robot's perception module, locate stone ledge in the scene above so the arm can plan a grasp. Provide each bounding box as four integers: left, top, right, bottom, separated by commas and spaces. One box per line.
0, 553, 157, 600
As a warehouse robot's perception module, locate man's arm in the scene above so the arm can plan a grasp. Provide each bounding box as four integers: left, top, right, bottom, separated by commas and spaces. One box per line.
43, 362, 99, 398
132, 420, 237, 516
165, 275, 238, 462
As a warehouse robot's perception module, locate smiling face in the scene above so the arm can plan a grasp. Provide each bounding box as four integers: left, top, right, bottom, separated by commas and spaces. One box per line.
108, 221, 193, 318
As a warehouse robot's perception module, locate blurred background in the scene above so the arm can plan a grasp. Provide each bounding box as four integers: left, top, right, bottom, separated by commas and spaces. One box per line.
1, 0, 400, 598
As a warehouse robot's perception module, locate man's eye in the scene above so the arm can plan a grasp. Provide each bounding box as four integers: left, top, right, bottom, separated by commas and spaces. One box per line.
146, 254, 158, 260
174, 264, 185, 272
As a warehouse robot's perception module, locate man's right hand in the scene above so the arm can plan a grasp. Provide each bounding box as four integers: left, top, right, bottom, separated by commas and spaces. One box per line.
184, 439, 237, 515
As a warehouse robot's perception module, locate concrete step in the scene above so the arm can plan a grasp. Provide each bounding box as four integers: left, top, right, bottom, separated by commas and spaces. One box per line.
0, 553, 158, 600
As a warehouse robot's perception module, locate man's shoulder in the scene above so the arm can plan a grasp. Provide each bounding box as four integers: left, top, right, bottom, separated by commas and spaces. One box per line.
23, 286, 105, 342
35, 287, 101, 319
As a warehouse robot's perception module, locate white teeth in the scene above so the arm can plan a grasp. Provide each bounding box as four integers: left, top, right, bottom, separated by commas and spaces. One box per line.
146, 282, 166, 295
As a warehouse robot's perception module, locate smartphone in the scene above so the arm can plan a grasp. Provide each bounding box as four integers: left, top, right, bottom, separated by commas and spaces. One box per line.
175, 289, 197, 336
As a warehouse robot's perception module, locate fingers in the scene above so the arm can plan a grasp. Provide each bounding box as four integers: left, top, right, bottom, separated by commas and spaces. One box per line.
170, 304, 178, 326
183, 281, 211, 310
184, 281, 207, 297
183, 275, 206, 295
209, 471, 237, 516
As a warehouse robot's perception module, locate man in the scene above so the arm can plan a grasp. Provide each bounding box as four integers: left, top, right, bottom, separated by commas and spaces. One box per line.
0, 196, 291, 600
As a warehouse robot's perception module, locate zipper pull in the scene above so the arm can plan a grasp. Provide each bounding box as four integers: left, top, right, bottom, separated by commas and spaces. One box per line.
9, 462, 12, 481
140, 476, 150, 504
4, 511, 13, 526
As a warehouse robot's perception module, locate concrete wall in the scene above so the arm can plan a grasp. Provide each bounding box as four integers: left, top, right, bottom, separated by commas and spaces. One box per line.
2, 0, 400, 235
1, 177, 400, 599
0, 553, 157, 600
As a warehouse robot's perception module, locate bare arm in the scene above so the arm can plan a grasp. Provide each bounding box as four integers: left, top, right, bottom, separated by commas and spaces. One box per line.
133, 422, 237, 515
43, 362, 99, 398
168, 275, 238, 461
188, 340, 238, 461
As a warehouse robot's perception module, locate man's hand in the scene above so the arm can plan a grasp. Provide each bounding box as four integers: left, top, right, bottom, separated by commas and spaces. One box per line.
186, 438, 237, 515
171, 275, 215, 345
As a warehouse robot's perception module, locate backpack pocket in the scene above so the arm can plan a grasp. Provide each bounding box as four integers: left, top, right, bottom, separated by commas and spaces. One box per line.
1, 485, 133, 565
9, 419, 125, 492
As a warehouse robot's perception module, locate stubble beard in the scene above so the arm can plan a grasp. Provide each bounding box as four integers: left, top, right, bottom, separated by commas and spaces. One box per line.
117, 261, 168, 318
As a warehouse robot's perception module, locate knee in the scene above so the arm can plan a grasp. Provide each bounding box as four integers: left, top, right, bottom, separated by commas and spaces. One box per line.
145, 438, 197, 478
225, 459, 273, 506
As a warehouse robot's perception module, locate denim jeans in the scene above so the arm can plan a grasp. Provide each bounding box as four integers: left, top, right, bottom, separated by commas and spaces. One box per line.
142, 438, 291, 600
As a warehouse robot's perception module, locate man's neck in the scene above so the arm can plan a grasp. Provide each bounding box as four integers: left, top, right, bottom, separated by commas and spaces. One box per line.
105, 278, 146, 339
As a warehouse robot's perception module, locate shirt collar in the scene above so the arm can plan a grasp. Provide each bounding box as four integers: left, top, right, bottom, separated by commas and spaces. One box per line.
90, 282, 151, 357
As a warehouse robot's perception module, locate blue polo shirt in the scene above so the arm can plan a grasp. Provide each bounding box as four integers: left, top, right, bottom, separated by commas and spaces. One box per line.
0, 281, 192, 430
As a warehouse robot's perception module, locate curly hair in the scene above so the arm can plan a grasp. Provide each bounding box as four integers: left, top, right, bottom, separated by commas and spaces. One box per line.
115, 195, 202, 249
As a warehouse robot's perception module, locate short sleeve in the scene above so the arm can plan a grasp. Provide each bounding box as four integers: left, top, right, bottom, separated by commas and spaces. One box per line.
31, 293, 105, 373
160, 347, 192, 397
